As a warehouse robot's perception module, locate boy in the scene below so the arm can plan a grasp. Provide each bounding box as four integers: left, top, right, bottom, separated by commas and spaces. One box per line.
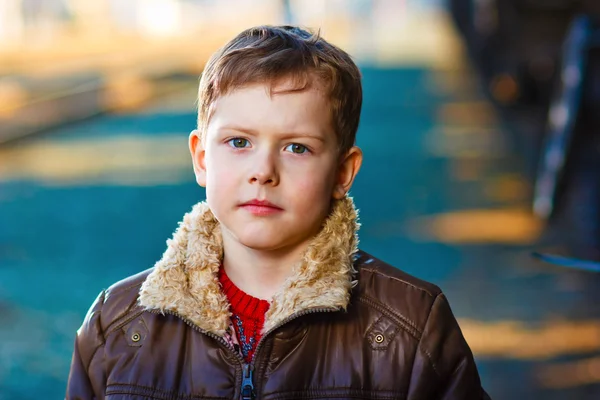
67, 25, 490, 399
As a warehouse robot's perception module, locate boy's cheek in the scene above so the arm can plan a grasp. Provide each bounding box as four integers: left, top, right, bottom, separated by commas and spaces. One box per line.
291, 181, 334, 211
295, 179, 325, 196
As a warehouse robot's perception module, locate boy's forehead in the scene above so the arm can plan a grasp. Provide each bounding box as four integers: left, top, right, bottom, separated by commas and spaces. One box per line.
208, 81, 334, 136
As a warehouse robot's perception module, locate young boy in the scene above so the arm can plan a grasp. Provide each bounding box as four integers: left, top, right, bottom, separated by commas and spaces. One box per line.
67, 25, 490, 400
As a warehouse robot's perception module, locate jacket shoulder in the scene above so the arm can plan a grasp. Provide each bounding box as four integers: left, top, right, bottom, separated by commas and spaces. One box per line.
354, 250, 443, 340
72, 268, 153, 371
99, 268, 153, 333
354, 251, 488, 397
355, 250, 442, 298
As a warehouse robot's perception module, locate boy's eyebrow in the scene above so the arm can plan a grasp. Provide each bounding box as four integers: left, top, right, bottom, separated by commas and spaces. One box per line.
219, 125, 326, 142
219, 125, 259, 136
278, 132, 326, 142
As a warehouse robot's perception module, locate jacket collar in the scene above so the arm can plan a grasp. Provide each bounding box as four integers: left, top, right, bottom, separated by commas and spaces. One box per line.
139, 196, 359, 336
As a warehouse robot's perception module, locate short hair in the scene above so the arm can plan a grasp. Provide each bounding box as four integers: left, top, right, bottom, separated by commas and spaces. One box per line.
197, 25, 362, 154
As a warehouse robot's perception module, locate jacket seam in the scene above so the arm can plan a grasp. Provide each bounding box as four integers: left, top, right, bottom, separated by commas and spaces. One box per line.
357, 295, 421, 340
106, 383, 228, 400
448, 356, 468, 380
85, 343, 104, 373
360, 268, 437, 298
105, 390, 167, 400
418, 293, 443, 379
266, 395, 400, 400
108, 281, 144, 297
101, 282, 145, 335
422, 347, 440, 377
99, 277, 147, 334
404, 292, 440, 398
84, 290, 107, 373
263, 387, 405, 400
105, 309, 146, 337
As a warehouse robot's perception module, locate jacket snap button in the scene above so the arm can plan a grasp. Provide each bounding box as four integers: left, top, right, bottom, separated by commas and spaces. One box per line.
131, 332, 141, 342
375, 334, 385, 344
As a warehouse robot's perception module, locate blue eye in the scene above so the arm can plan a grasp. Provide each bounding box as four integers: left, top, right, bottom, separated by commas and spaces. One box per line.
228, 138, 250, 148
284, 143, 309, 154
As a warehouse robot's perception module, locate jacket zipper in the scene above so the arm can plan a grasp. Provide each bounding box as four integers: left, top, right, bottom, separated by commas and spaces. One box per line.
150, 306, 340, 400
244, 307, 339, 399
241, 364, 255, 400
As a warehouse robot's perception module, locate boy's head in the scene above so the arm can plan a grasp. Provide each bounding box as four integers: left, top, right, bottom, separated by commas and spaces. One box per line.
196, 25, 362, 154
189, 25, 363, 253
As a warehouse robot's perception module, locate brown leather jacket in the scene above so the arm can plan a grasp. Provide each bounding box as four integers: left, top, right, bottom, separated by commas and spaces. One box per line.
66, 198, 490, 400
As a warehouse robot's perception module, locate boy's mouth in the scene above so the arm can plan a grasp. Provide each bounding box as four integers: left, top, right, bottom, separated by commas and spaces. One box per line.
239, 199, 283, 216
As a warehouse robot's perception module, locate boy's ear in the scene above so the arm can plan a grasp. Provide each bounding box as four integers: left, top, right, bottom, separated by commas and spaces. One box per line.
189, 129, 207, 187
332, 146, 363, 200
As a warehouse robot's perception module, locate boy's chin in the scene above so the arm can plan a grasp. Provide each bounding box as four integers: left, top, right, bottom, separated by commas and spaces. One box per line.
236, 234, 293, 252
234, 227, 312, 253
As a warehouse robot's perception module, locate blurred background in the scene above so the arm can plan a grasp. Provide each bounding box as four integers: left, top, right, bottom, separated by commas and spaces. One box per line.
1, 0, 600, 398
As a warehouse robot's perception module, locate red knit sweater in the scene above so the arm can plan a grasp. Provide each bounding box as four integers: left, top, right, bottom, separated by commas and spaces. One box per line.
218, 267, 270, 363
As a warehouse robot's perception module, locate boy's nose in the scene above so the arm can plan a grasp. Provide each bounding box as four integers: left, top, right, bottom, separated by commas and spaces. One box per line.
248, 152, 279, 186
250, 173, 277, 185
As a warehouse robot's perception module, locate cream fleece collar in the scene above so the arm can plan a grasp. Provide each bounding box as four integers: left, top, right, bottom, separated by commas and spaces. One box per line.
138, 196, 359, 336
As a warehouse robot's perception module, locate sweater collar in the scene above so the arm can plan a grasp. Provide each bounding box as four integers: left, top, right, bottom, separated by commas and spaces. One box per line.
138, 196, 360, 336
218, 266, 270, 319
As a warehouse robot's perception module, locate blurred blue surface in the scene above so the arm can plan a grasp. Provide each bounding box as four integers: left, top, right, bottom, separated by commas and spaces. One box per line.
1, 66, 600, 399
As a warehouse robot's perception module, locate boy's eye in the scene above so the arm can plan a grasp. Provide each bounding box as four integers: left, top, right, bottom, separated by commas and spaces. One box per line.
284, 143, 309, 154
228, 138, 250, 148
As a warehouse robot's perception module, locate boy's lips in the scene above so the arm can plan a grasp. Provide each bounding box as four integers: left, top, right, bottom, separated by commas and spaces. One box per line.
239, 199, 283, 216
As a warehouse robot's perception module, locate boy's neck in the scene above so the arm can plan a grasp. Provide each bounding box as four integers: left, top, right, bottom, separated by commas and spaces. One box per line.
221, 231, 311, 301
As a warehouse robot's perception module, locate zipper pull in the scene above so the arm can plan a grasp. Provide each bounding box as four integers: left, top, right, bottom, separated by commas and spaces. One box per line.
241, 364, 255, 400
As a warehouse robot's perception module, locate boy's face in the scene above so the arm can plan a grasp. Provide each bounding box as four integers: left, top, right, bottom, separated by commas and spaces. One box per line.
189, 79, 362, 253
